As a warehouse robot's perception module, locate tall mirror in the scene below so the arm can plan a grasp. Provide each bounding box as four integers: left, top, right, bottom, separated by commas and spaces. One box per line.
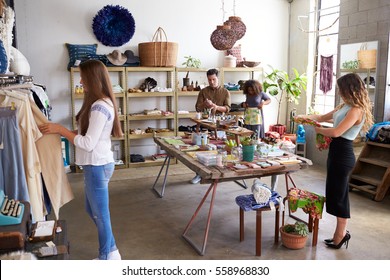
339, 41, 379, 119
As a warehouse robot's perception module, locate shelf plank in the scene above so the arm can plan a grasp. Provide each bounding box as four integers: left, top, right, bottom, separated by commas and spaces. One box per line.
127, 92, 174, 97
177, 91, 199, 96
128, 132, 175, 139
359, 157, 390, 168
349, 182, 377, 195
350, 174, 381, 186
128, 115, 175, 120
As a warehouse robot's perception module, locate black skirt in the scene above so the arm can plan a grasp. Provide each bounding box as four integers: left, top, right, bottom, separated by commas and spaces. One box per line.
325, 137, 355, 218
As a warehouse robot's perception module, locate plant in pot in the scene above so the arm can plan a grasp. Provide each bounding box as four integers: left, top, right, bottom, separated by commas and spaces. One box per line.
280, 221, 309, 249
263, 66, 307, 136
181, 56, 201, 88
240, 136, 257, 162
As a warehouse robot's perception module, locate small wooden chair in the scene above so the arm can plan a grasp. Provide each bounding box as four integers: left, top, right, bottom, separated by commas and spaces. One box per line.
282, 188, 325, 246
235, 194, 280, 256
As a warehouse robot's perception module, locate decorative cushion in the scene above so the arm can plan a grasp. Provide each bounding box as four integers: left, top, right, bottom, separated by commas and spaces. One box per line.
65, 43, 97, 70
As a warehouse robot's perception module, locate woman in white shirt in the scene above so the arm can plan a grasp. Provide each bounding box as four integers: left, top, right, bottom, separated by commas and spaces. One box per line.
39, 60, 123, 260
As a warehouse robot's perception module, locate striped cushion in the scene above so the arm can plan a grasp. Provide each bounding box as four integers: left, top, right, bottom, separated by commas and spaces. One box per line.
66, 43, 97, 70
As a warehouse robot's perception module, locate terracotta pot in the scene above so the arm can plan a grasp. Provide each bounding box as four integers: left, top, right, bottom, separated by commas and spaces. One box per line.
280, 227, 308, 249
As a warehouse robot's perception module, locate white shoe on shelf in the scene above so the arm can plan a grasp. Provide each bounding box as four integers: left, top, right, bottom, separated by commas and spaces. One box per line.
107, 249, 121, 260
190, 174, 201, 184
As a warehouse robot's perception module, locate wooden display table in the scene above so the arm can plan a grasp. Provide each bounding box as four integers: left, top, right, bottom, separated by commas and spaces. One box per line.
152, 136, 312, 255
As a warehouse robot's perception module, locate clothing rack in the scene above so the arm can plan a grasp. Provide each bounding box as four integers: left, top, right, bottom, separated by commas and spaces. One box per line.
0, 74, 34, 86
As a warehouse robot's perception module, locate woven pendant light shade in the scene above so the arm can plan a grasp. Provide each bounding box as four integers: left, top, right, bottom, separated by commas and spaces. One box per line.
210, 24, 237, 51
225, 16, 246, 40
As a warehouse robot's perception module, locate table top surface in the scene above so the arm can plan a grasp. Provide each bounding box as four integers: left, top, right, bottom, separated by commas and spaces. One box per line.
154, 137, 312, 183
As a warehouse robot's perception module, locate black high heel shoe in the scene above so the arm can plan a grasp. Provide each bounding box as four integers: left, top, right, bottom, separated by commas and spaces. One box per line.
326, 233, 351, 249
324, 230, 349, 243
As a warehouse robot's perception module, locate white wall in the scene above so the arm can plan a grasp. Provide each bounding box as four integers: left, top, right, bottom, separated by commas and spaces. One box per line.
13, 0, 295, 130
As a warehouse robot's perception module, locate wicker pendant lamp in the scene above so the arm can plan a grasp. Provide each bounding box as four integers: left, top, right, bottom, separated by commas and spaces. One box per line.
225, 16, 246, 40
210, 24, 237, 51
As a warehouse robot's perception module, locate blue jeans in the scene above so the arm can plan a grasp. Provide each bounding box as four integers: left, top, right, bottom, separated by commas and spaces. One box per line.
83, 163, 117, 259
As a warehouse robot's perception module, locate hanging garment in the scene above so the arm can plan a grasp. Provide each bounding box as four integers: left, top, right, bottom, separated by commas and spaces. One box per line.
0, 107, 30, 202
29, 99, 74, 220
1, 89, 46, 221
320, 55, 333, 94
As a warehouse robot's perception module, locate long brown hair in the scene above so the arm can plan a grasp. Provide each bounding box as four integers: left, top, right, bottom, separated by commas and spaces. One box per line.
76, 60, 123, 137
336, 73, 374, 132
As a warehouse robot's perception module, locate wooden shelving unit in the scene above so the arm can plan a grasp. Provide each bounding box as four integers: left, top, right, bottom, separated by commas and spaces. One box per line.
126, 67, 176, 167
349, 141, 390, 201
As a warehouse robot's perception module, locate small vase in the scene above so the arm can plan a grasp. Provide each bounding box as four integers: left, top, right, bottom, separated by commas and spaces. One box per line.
242, 145, 255, 162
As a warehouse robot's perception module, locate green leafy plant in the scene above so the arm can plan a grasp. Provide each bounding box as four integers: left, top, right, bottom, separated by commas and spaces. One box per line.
182, 56, 201, 78
341, 59, 359, 70
240, 136, 256, 146
263, 66, 307, 125
283, 222, 309, 236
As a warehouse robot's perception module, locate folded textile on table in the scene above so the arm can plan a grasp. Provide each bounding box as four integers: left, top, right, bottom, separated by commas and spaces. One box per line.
251, 179, 271, 204
235, 191, 281, 211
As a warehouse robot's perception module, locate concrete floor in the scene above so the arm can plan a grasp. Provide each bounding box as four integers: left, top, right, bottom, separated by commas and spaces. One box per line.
59, 161, 390, 260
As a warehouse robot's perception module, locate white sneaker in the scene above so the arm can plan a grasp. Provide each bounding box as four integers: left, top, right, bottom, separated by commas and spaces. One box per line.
190, 174, 201, 184
107, 249, 121, 260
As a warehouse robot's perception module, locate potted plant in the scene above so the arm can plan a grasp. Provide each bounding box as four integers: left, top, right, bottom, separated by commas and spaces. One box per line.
263, 66, 307, 136
280, 221, 309, 249
182, 56, 201, 87
240, 136, 257, 162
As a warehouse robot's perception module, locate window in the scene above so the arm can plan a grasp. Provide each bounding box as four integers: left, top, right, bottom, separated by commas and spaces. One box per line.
310, 0, 340, 114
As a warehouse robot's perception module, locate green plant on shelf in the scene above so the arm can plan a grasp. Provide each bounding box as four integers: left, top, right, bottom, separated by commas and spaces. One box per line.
182, 56, 201, 78
342, 60, 359, 70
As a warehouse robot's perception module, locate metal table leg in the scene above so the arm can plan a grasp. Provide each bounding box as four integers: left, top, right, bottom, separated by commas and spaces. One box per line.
234, 179, 247, 189
151, 155, 171, 198
182, 179, 219, 256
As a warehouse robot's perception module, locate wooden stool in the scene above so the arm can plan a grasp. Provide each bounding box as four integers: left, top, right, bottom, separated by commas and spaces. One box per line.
236, 194, 280, 256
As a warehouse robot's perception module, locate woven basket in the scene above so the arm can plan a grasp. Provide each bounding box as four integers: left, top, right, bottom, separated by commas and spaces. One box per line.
138, 27, 178, 67
358, 49, 377, 69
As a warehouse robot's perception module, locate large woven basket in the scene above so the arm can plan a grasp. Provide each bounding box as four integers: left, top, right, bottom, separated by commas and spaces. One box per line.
138, 27, 178, 67
358, 49, 377, 69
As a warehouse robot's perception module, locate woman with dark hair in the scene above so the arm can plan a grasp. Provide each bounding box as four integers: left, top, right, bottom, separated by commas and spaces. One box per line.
241, 79, 271, 139
299, 73, 373, 249
39, 60, 123, 260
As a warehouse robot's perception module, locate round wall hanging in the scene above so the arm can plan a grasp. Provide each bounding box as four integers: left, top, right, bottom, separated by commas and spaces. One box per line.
92, 5, 135, 47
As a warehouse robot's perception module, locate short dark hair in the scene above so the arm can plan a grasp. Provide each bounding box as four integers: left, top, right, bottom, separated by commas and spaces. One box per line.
207, 68, 219, 77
